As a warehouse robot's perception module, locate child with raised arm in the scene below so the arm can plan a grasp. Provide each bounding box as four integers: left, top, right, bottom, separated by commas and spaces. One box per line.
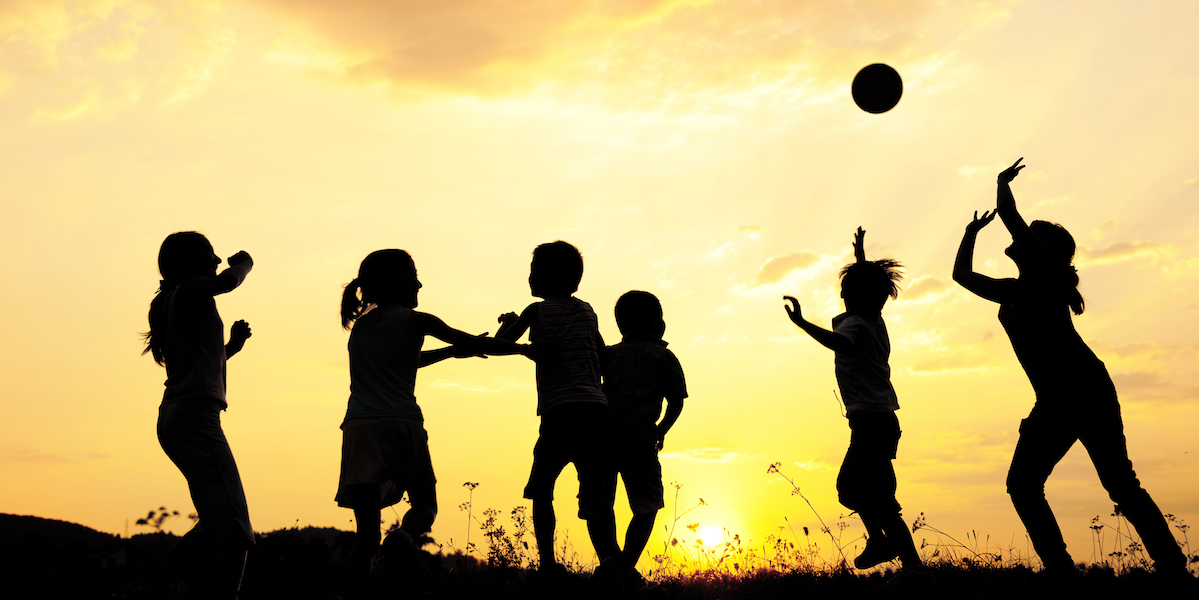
783, 228, 923, 571
143, 232, 255, 600
495, 241, 621, 579
603, 291, 687, 585
338, 249, 532, 599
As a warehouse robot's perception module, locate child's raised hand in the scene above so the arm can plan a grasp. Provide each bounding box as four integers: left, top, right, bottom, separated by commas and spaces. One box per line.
965, 210, 997, 234
497, 312, 518, 327
853, 227, 866, 263
227, 251, 253, 267
783, 295, 805, 326
997, 157, 1025, 185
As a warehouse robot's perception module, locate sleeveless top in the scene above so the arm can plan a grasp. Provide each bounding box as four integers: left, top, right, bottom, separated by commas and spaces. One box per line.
161, 282, 227, 406
531, 297, 606, 415
997, 277, 1112, 405
344, 305, 424, 425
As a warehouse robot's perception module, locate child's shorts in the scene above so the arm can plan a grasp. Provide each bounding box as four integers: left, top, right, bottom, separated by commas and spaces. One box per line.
157, 397, 255, 547
336, 417, 436, 511
612, 428, 665, 516
523, 402, 615, 519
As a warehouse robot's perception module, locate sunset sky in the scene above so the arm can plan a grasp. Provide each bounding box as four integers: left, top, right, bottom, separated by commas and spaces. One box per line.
3, 0, 1198, 570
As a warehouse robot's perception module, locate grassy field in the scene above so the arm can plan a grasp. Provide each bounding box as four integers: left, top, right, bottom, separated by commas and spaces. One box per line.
3, 508, 1196, 600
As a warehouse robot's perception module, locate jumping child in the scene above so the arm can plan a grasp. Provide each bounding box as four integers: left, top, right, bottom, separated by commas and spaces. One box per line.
143, 231, 255, 599
783, 227, 923, 571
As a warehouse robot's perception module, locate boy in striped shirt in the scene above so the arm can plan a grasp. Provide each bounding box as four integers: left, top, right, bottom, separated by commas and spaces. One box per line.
497, 241, 620, 576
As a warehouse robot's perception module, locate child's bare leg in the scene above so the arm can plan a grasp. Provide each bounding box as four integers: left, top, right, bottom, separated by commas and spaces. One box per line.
853, 510, 899, 569
348, 486, 381, 599
532, 496, 558, 568
584, 506, 620, 563
878, 512, 922, 568
621, 512, 656, 569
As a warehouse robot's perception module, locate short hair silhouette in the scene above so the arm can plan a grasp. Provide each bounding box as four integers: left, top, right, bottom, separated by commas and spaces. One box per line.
340, 249, 415, 329
839, 258, 903, 311
1029, 220, 1084, 315
531, 241, 583, 296
143, 231, 212, 365
615, 290, 665, 339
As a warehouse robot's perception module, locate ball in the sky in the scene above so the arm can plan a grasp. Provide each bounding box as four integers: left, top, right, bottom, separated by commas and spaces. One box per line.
851, 64, 903, 114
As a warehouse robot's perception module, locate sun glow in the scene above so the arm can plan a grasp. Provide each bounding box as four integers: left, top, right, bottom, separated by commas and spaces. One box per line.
699, 525, 723, 546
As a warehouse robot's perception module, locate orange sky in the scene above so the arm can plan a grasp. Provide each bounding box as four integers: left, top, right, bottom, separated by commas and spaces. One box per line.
2, 0, 1198, 570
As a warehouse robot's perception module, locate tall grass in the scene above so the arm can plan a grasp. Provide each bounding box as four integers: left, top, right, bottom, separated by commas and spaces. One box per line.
438, 465, 1199, 582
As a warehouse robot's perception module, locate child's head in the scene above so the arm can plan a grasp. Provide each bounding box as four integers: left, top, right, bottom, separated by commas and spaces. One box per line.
529, 241, 583, 298
615, 290, 666, 340
1006, 220, 1084, 315
145, 231, 218, 366
157, 231, 218, 288
839, 258, 903, 314
341, 249, 421, 329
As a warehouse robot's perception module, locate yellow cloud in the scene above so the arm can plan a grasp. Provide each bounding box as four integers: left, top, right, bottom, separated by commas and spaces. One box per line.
1076, 240, 1173, 265
247, 0, 1018, 106
752, 251, 820, 285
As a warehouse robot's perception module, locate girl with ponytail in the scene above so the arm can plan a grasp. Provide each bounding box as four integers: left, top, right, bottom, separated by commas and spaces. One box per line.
143, 232, 255, 599
336, 249, 532, 598
953, 159, 1187, 578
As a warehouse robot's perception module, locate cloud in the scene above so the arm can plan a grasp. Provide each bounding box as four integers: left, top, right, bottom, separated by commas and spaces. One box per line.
249, 0, 1017, 106
901, 275, 949, 300
752, 251, 820, 285
1076, 241, 1173, 265
0, 0, 232, 116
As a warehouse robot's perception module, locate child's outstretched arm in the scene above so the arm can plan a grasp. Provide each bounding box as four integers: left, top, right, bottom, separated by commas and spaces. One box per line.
412, 313, 532, 366
225, 320, 252, 359
783, 296, 852, 353
656, 396, 684, 451
953, 210, 1016, 303
853, 227, 866, 264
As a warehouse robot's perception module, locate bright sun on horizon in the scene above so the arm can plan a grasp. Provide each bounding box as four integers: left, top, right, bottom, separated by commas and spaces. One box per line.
2, 0, 1198, 574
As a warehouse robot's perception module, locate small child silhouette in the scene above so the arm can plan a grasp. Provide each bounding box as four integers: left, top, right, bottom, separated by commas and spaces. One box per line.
602, 291, 687, 585
783, 227, 923, 571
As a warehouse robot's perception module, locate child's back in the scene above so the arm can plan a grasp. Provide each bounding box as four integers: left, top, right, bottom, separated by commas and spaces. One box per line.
530, 296, 605, 415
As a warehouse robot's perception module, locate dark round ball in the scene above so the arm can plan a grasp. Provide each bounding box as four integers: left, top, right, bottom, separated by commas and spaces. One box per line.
852, 64, 903, 114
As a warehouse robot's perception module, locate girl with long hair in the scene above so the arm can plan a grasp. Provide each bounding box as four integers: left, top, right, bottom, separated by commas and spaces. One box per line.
144, 231, 255, 599
953, 159, 1186, 578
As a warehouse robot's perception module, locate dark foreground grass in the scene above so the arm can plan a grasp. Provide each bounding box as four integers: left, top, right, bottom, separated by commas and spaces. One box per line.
2, 514, 1195, 600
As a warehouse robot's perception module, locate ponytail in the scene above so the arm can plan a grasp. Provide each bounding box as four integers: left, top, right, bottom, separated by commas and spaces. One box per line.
341, 277, 365, 329
341, 250, 415, 330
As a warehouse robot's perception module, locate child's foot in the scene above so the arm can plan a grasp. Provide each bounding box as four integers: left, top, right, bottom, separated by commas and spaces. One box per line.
853, 539, 898, 569
623, 567, 649, 590
591, 559, 626, 594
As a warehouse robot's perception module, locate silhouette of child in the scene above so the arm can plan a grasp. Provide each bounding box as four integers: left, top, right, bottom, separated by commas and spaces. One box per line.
495, 241, 621, 577
953, 159, 1189, 578
783, 227, 923, 571
143, 231, 255, 599
602, 291, 687, 584
338, 249, 532, 598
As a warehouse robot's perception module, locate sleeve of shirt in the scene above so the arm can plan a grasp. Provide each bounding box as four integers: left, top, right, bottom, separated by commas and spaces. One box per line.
832, 315, 867, 347
661, 348, 688, 400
